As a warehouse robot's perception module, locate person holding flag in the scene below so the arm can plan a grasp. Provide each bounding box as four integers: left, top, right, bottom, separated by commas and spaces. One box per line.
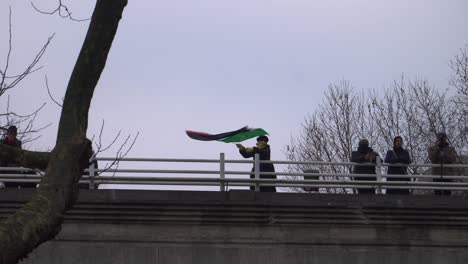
186, 126, 276, 192
236, 135, 276, 192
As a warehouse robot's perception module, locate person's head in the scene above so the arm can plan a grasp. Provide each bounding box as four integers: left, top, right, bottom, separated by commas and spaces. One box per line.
256, 135, 269, 143
436, 132, 448, 144
6, 126, 17, 140
358, 138, 369, 148
393, 136, 403, 149
256, 135, 269, 148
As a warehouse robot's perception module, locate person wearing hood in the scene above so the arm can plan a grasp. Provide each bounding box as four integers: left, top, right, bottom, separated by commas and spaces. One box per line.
351, 138, 380, 194
428, 132, 458, 196
384, 136, 412, 195
236, 135, 276, 192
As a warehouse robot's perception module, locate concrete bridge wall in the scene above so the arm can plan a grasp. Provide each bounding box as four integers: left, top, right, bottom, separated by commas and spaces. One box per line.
1, 190, 468, 264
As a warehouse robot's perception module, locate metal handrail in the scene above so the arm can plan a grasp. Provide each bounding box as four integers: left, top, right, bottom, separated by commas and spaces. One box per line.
92, 156, 468, 168
2, 175, 468, 190
0, 153, 467, 193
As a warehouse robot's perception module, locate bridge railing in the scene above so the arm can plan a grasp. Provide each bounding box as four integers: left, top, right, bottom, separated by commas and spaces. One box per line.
1, 153, 467, 193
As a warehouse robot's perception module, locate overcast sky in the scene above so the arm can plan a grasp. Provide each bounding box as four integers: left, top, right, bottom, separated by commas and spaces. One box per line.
1, 0, 468, 168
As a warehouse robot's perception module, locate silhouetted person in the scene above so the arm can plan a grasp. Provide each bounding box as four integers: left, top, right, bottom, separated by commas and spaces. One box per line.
384, 136, 411, 195
236, 136, 276, 192
1, 126, 22, 148
351, 139, 380, 194
1, 126, 35, 188
428, 132, 458, 196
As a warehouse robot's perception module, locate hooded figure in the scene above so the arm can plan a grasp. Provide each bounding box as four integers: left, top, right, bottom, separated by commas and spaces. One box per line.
428, 132, 458, 196
236, 136, 276, 192
384, 136, 412, 195
351, 139, 380, 194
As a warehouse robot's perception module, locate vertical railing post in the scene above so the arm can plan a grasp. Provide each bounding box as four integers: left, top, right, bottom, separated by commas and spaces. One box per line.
376, 156, 382, 194
254, 153, 260, 192
88, 157, 95, 190
220, 152, 225, 192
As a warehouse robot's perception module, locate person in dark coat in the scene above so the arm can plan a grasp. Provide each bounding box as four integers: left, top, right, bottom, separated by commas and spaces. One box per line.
428, 132, 458, 196
351, 139, 380, 194
1, 126, 22, 148
1, 126, 35, 188
236, 135, 276, 192
384, 136, 412, 195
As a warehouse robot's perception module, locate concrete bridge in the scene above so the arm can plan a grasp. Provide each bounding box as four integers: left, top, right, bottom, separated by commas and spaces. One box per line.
2, 189, 468, 264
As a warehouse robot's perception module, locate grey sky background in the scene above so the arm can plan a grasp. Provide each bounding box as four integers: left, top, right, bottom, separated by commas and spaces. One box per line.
1, 0, 468, 168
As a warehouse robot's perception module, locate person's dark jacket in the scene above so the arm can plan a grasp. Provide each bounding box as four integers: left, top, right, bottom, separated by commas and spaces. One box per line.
0, 137, 22, 167
239, 144, 276, 192
351, 146, 380, 194
351, 146, 379, 175
1, 137, 22, 149
384, 148, 411, 175
428, 143, 458, 177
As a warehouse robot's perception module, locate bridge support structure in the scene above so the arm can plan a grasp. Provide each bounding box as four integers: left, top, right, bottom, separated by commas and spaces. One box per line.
1, 190, 467, 264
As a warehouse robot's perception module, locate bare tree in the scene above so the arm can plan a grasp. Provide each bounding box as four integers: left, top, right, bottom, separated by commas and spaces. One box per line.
0, 1, 127, 263
286, 72, 468, 192
46, 83, 140, 178
449, 44, 468, 151
91, 120, 140, 176
450, 44, 468, 97
0, 7, 53, 144
285, 81, 371, 193
368, 77, 465, 172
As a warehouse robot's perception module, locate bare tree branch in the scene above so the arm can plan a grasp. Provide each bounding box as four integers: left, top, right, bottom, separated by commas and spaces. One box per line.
31, 0, 91, 22
449, 44, 468, 150
0, 19, 54, 97
286, 76, 468, 193
0, 6, 13, 92
45, 75, 63, 107
90, 119, 140, 177
0, 7, 54, 148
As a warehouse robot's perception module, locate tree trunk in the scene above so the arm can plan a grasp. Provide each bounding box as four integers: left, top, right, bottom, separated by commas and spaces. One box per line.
0, 1, 127, 263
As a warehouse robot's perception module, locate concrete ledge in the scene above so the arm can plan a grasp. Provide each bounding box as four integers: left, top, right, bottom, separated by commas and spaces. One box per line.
2, 189, 468, 226
3, 190, 468, 264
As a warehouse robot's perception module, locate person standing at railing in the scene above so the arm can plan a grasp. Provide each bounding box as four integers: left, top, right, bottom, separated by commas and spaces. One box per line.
384, 136, 412, 195
351, 138, 380, 194
236, 135, 276, 192
428, 132, 458, 196
1, 126, 22, 148
0, 126, 35, 188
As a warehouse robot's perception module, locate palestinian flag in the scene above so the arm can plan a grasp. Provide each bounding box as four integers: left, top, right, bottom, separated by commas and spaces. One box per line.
186, 126, 268, 143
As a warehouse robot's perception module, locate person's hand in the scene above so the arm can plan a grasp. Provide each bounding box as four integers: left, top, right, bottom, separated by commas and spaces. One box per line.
365, 152, 376, 161
236, 143, 245, 150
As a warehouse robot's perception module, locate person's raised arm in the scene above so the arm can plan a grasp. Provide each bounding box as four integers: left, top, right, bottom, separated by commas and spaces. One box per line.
236, 144, 255, 158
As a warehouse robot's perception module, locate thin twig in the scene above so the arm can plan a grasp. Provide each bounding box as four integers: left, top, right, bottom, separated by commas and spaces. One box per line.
45, 75, 63, 107
31, 1, 91, 22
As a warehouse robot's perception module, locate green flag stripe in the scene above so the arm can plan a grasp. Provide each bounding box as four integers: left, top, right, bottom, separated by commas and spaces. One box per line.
220, 128, 268, 143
